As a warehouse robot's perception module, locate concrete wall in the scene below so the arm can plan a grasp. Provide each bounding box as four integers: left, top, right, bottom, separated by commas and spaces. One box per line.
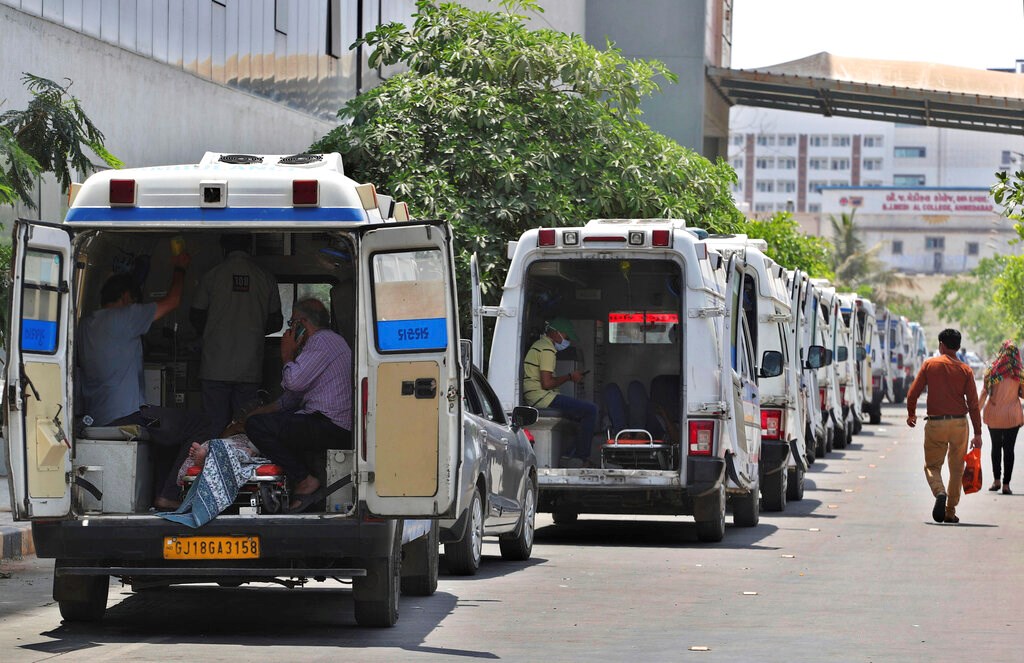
1, 4, 335, 225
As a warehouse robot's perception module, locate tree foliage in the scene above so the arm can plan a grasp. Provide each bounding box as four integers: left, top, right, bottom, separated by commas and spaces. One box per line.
932, 256, 1016, 356
828, 210, 916, 309
739, 212, 833, 278
311, 0, 743, 311
1, 74, 122, 208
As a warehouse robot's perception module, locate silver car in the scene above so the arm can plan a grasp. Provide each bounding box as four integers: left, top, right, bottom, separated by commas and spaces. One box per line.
440, 367, 538, 575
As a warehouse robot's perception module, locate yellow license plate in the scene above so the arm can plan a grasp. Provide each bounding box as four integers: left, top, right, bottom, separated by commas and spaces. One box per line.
163, 535, 260, 560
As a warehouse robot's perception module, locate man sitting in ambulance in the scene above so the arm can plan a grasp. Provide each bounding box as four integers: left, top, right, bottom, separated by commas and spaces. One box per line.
522, 318, 598, 468
78, 253, 217, 510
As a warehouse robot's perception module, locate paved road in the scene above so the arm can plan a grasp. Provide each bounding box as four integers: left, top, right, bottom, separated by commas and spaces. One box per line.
1, 403, 1020, 662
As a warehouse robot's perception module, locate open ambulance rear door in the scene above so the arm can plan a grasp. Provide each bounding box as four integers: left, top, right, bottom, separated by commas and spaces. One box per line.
358, 222, 462, 518
4, 221, 74, 520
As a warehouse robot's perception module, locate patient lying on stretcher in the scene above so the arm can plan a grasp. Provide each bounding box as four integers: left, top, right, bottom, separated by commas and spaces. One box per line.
175, 434, 261, 486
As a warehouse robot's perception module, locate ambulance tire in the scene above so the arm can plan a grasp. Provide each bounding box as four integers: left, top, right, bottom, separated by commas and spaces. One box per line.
762, 467, 787, 512
853, 415, 863, 435
869, 399, 882, 425
834, 424, 847, 450
814, 432, 826, 459
732, 480, 760, 528
695, 487, 726, 543
499, 480, 536, 561
401, 521, 439, 596
354, 526, 402, 627
786, 466, 805, 502
55, 569, 109, 623
893, 381, 906, 404
444, 488, 483, 576
825, 425, 834, 454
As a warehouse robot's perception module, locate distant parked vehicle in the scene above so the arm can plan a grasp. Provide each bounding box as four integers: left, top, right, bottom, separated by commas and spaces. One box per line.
963, 352, 985, 379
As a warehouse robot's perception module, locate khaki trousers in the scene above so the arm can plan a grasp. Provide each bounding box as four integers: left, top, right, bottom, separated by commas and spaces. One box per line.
923, 418, 968, 515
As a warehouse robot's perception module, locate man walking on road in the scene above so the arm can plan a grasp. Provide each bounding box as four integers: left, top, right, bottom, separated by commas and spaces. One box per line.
906, 328, 982, 524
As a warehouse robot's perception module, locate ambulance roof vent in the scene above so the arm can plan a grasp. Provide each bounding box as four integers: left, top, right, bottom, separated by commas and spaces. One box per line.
218, 154, 264, 165
279, 153, 323, 165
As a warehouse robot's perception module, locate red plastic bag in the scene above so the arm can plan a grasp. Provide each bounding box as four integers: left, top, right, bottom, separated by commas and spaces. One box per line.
962, 447, 983, 494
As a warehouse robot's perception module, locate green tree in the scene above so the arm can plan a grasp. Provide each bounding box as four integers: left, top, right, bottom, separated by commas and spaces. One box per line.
932, 256, 1016, 356
740, 212, 833, 278
1, 73, 122, 342
311, 0, 743, 313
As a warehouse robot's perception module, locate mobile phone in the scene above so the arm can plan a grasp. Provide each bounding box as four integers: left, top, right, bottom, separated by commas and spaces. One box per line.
581, 370, 591, 376
293, 323, 307, 342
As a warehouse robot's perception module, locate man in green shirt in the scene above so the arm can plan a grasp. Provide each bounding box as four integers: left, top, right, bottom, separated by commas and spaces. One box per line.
523, 318, 597, 467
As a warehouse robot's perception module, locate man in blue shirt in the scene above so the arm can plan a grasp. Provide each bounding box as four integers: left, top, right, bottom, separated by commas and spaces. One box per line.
79, 253, 215, 510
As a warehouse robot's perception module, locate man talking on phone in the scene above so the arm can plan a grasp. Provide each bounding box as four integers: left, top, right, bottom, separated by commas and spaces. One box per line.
240, 298, 352, 512
522, 318, 598, 468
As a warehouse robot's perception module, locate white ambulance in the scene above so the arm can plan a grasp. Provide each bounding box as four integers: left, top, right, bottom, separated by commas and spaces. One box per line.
478, 220, 779, 543
787, 270, 827, 466
3, 153, 463, 626
813, 281, 853, 450
704, 235, 807, 511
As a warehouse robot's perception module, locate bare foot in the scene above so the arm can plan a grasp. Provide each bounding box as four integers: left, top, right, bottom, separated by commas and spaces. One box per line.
188, 442, 208, 468
290, 474, 321, 510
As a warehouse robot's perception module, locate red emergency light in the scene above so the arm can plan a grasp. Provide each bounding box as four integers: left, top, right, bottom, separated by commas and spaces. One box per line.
109, 179, 136, 206
293, 179, 319, 206
538, 229, 556, 246
652, 229, 670, 246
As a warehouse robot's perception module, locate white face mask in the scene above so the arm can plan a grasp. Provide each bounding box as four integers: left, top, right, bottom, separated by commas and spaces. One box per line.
553, 333, 571, 352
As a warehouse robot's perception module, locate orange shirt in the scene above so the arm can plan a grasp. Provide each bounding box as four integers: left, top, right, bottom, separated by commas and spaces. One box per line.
906, 353, 981, 433
979, 377, 1024, 429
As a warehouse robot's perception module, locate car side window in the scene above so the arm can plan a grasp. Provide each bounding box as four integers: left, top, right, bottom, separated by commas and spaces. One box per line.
473, 373, 507, 425
463, 379, 483, 416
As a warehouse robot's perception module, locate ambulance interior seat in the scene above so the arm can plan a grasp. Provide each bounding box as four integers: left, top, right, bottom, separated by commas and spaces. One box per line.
649, 374, 680, 442
602, 382, 627, 437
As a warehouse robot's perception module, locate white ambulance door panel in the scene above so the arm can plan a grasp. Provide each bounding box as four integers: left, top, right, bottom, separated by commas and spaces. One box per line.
359, 224, 461, 517
4, 221, 73, 519
470, 252, 483, 371
719, 256, 745, 462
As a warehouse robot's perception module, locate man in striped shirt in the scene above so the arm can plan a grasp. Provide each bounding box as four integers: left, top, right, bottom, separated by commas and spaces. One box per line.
522, 318, 597, 467
243, 298, 352, 511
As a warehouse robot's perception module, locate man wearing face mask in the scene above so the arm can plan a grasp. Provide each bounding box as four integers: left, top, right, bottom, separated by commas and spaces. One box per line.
522, 318, 597, 468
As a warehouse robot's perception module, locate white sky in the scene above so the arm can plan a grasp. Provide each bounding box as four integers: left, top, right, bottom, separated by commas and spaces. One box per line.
731, 0, 1024, 71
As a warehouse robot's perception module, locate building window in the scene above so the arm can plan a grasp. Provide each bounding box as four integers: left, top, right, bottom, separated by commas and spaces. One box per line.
892, 240, 903, 255
863, 158, 883, 171
731, 134, 744, 146
831, 135, 851, 147
808, 180, 827, 193
732, 181, 743, 192
778, 157, 797, 169
808, 203, 821, 213
756, 157, 775, 169
779, 134, 797, 146
894, 146, 927, 158
809, 134, 828, 147
864, 135, 884, 148
777, 180, 796, 193
925, 237, 945, 250
731, 157, 744, 169
776, 202, 793, 212
864, 180, 883, 187
831, 158, 850, 170
894, 174, 926, 186
754, 202, 773, 212
830, 180, 849, 187
755, 180, 775, 192
756, 135, 776, 147
967, 242, 979, 256
809, 158, 828, 170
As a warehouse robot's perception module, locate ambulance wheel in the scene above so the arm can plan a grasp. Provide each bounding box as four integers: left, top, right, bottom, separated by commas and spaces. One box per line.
551, 508, 578, 525
853, 416, 863, 435
814, 432, 826, 459
444, 488, 483, 576
55, 569, 109, 623
786, 466, 805, 502
834, 424, 847, 450
401, 521, 439, 596
695, 487, 726, 543
732, 481, 760, 528
354, 526, 402, 627
825, 426, 834, 454
869, 400, 882, 425
762, 468, 787, 512
499, 480, 536, 561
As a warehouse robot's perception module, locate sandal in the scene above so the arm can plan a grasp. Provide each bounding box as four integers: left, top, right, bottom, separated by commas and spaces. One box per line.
1003, 484, 1013, 495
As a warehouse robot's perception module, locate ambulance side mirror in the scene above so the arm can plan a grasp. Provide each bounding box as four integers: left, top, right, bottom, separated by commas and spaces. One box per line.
460, 339, 473, 373
836, 346, 849, 362
805, 345, 827, 369
856, 346, 867, 362
759, 350, 784, 378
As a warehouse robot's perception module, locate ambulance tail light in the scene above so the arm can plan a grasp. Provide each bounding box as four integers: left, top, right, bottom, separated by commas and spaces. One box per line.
761, 409, 783, 441
292, 179, 319, 206
840, 386, 848, 405
688, 419, 715, 456
538, 229, 556, 246
819, 387, 828, 411
361, 377, 368, 461
652, 229, 671, 246
897, 353, 904, 369
109, 179, 136, 206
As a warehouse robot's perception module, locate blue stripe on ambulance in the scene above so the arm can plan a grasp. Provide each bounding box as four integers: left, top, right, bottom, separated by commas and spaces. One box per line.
65, 206, 367, 222
376, 318, 448, 352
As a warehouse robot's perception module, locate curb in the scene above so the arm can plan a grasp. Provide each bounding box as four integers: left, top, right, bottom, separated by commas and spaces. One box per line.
0, 524, 34, 561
